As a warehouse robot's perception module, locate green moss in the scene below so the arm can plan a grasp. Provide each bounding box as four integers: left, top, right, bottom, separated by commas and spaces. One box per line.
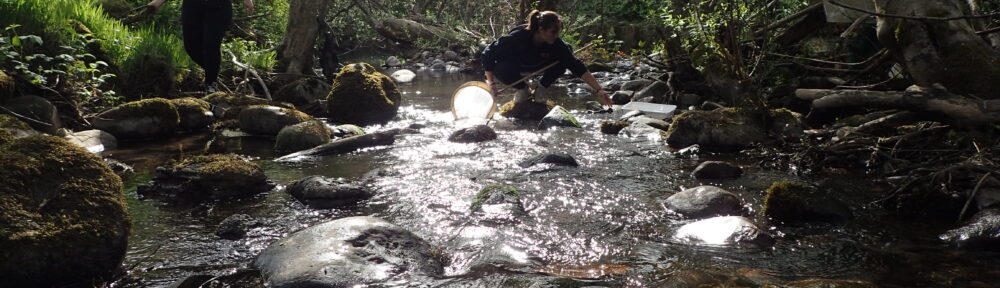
470, 184, 519, 212
0, 136, 128, 285
171, 97, 211, 112
111, 98, 180, 133
761, 181, 811, 220
171, 154, 262, 177
0, 71, 14, 102
0, 130, 13, 144
203, 92, 271, 107
0, 114, 32, 130
274, 120, 332, 151
498, 100, 555, 121
326, 63, 402, 125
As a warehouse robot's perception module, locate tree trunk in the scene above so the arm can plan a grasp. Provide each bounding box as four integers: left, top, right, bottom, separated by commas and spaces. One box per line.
874, 0, 1000, 99
276, 0, 330, 75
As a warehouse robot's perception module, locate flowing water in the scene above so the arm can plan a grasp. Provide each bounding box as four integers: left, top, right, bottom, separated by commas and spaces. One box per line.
109, 69, 1000, 287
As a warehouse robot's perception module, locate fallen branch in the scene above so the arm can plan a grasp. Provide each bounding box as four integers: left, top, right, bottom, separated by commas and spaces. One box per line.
275, 129, 400, 161
796, 85, 1000, 128
225, 49, 272, 100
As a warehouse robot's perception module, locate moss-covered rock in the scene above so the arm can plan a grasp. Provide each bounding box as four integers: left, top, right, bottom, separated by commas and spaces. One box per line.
0, 114, 31, 131
599, 120, 629, 134
0, 71, 15, 103
238, 105, 313, 136
665, 107, 805, 152
330, 124, 366, 139
498, 100, 554, 121
275, 77, 330, 107
538, 105, 581, 130
0, 136, 129, 287
274, 120, 331, 152
202, 92, 295, 120
761, 181, 851, 224
92, 98, 180, 139
0, 129, 12, 144
137, 154, 274, 200
170, 97, 215, 130
326, 63, 402, 125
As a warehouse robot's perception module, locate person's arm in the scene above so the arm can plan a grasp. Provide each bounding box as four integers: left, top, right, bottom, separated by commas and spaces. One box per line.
581, 71, 612, 107
482, 31, 521, 92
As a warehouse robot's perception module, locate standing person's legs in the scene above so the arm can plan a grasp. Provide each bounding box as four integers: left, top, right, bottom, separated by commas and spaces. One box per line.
200, 0, 233, 87
181, 0, 207, 69
493, 61, 533, 103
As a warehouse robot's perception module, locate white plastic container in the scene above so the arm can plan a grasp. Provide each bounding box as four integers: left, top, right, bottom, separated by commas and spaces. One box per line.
621, 102, 677, 120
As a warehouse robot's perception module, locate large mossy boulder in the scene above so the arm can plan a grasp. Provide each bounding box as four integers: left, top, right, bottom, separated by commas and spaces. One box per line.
238, 105, 312, 136
498, 100, 554, 121
326, 63, 401, 125
0, 136, 129, 287
170, 97, 215, 130
537, 105, 581, 130
665, 107, 805, 152
2, 95, 61, 134
761, 181, 851, 224
275, 77, 330, 107
0, 114, 34, 144
255, 216, 444, 288
137, 154, 273, 200
92, 98, 179, 139
274, 120, 331, 152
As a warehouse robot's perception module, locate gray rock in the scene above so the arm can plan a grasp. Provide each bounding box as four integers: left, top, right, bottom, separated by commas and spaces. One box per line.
91, 98, 178, 139
584, 101, 612, 113
431, 59, 447, 71
621, 79, 652, 91
331, 124, 366, 138
386, 56, 402, 67
666, 108, 805, 152
940, 209, 1000, 248
274, 78, 331, 107
629, 116, 670, 131
443, 50, 461, 62
286, 176, 373, 209
673, 216, 772, 246
518, 153, 579, 168
692, 161, 743, 179
665, 186, 743, 218
64, 129, 117, 153
216, 214, 260, 240
612, 91, 634, 105
448, 124, 497, 143
633, 81, 668, 103
537, 106, 580, 130
2, 95, 60, 134
255, 216, 444, 288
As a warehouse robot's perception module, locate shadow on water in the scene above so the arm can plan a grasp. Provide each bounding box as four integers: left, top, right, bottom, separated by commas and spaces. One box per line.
108, 67, 1000, 287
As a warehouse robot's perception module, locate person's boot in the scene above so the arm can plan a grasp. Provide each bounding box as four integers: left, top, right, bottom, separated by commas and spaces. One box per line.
513, 87, 532, 104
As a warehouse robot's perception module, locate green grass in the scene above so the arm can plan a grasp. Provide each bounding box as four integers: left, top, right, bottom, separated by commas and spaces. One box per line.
0, 0, 192, 71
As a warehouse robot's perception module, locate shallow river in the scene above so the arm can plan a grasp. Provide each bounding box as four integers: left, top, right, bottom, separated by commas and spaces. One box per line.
109, 69, 1000, 287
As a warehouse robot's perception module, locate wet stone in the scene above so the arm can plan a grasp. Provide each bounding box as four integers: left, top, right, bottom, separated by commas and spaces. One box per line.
518, 153, 579, 168
286, 176, 373, 209
538, 105, 581, 130
600, 120, 629, 135
940, 209, 1000, 248
216, 213, 260, 240
673, 216, 772, 247
664, 185, 743, 218
692, 161, 744, 179
448, 124, 497, 143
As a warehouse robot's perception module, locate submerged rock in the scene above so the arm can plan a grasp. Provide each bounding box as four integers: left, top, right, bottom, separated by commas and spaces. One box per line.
92, 98, 179, 139
940, 209, 1000, 248
538, 105, 581, 130
691, 161, 743, 179
448, 124, 497, 143
518, 153, 579, 168
470, 184, 527, 222
761, 181, 851, 224
665, 186, 743, 218
255, 216, 444, 288
0, 136, 129, 287
138, 154, 273, 200
238, 105, 312, 136
286, 176, 373, 209
673, 216, 771, 247
274, 120, 331, 152
216, 214, 260, 240
327, 63, 402, 125
498, 100, 553, 121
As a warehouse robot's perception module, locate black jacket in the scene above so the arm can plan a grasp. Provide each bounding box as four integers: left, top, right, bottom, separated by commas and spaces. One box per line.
481, 28, 588, 77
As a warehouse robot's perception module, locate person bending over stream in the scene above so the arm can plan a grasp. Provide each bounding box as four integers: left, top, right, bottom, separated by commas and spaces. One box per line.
146, 0, 254, 93
482, 10, 612, 107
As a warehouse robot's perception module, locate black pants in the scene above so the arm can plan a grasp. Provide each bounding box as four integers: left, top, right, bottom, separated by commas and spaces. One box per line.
493, 61, 567, 89
182, 0, 232, 86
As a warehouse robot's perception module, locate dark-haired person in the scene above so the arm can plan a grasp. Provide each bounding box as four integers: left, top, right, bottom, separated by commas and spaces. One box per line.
146, 0, 254, 93
482, 10, 611, 107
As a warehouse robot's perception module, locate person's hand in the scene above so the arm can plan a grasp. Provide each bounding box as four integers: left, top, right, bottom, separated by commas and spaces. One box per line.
244, 0, 254, 15
596, 89, 612, 107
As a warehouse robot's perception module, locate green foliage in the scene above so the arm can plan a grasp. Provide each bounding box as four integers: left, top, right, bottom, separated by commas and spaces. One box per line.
224, 40, 277, 72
